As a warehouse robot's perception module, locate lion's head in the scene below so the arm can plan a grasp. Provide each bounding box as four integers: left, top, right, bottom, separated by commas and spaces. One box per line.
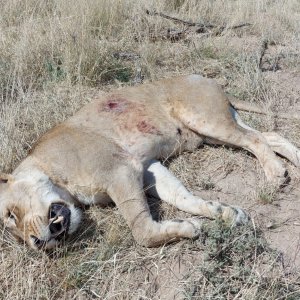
0, 172, 82, 250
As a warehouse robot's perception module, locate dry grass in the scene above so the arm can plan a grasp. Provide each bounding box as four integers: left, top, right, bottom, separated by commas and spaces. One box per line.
0, 0, 300, 299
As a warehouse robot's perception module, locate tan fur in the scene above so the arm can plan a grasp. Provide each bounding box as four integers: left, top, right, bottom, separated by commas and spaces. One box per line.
0, 74, 299, 249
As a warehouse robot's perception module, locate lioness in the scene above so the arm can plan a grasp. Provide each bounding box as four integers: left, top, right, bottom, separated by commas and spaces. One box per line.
0, 75, 299, 250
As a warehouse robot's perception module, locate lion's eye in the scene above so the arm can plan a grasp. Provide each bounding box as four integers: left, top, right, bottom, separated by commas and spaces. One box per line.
7, 210, 17, 224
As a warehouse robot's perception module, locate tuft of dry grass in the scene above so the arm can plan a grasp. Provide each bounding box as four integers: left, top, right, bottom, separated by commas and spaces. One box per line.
256, 184, 278, 205
0, 0, 300, 299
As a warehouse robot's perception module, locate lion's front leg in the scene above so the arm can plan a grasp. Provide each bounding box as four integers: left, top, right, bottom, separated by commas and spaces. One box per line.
107, 163, 202, 247
144, 160, 249, 225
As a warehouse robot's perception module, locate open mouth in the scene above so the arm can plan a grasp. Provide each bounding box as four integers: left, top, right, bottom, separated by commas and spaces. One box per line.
48, 203, 71, 239
31, 203, 71, 249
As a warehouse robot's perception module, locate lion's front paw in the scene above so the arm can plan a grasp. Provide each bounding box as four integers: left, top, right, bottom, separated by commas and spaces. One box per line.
222, 205, 250, 226
233, 207, 250, 225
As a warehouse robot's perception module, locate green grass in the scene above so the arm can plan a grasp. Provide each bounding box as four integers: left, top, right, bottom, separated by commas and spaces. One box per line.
183, 220, 300, 299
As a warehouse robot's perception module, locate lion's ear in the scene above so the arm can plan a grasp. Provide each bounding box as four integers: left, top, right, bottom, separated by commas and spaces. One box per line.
0, 173, 14, 184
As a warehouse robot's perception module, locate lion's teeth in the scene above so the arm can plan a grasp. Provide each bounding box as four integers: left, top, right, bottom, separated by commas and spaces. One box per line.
53, 216, 64, 224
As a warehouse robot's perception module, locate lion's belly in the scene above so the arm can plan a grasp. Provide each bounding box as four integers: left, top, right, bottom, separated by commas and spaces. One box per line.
117, 125, 204, 161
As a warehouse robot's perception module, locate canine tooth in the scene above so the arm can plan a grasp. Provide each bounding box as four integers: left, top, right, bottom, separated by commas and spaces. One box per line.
53, 216, 64, 224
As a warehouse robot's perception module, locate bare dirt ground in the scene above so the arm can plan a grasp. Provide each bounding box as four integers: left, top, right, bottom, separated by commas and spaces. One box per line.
0, 0, 300, 299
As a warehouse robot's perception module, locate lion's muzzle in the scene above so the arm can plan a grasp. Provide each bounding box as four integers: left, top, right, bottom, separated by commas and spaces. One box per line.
30, 203, 71, 249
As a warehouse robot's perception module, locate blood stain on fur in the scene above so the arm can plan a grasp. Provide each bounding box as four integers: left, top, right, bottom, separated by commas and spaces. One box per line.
108, 101, 119, 109
137, 120, 161, 135
100, 96, 130, 114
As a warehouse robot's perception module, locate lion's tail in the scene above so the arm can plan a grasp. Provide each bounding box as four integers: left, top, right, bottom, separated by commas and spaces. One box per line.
228, 95, 300, 120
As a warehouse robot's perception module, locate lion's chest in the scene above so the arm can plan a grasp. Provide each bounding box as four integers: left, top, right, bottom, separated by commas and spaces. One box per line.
75, 190, 112, 206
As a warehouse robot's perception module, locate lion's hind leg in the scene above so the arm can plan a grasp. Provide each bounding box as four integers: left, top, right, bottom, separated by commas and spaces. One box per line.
233, 109, 300, 168
144, 160, 249, 225
176, 101, 288, 185
261, 132, 300, 167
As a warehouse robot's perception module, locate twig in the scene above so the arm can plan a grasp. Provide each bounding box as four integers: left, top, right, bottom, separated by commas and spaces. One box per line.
259, 40, 268, 70
146, 10, 252, 36
230, 23, 252, 30
149, 28, 189, 42
146, 9, 213, 29
213, 23, 252, 35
